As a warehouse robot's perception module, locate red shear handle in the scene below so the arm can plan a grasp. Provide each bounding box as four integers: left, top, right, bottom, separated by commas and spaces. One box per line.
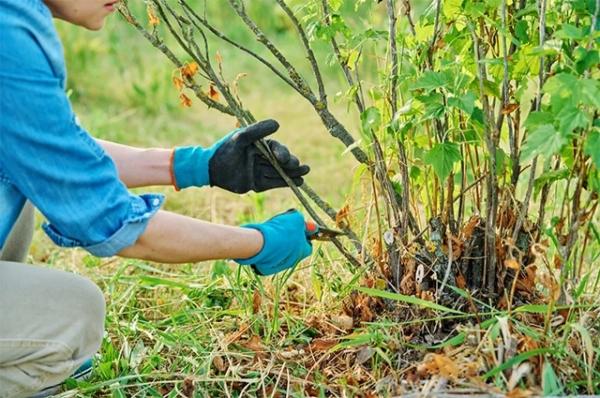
305, 220, 320, 238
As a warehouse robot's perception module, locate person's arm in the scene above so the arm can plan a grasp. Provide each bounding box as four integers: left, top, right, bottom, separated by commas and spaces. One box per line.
96, 139, 172, 188
117, 210, 263, 262
96, 120, 310, 191
119, 209, 312, 276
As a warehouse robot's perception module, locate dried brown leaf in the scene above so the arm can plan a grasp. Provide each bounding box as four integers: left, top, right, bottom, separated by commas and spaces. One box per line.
420, 290, 435, 302
212, 355, 226, 372
209, 84, 220, 101
308, 338, 338, 352
417, 353, 459, 379
224, 322, 250, 345
252, 288, 261, 314
242, 335, 265, 353
335, 204, 350, 229
331, 314, 354, 331
147, 4, 160, 26
462, 215, 480, 240
502, 103, 519, 115
172, 76, 184, 91
356, 346, 375, 364
182, 377, 195, 398
505, 258, 520, 270
179, 93, 192, 108
181, 62, 199, 79
456, 272, 467, 289
506, 388, 534, 398
400, 258, 416, 295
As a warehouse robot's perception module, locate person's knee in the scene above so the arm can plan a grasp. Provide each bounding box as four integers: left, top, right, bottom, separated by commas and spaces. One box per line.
60, 274, 106, 359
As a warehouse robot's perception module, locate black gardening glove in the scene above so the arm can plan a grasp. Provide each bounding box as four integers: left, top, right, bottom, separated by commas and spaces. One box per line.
172, 119, 310, 194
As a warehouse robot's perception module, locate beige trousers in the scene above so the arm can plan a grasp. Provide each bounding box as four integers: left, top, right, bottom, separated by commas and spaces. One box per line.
0, 203, 105, 398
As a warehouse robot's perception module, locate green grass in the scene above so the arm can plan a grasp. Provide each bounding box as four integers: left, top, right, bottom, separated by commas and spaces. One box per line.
25, 6, 600, 397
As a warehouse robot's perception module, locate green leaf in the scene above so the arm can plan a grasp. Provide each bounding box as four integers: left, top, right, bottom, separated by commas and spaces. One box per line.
417, 93, 446, 120
544, 73, 579, 98
521, 124, 566, 161
524, 111, 553, 129
534, 168, 569, 198
514, 304, 552, 313
447, 92, 476, 114
557, 106, 589, 135
554, 23, 585, 40
575, 48, 599, 74
329, 0, 343, 12
411, 71, 451, 92
515, 20, 530, 43
360, 106, 381, 133
357, 287, 464, 314
580, 78, 600, 108
443, 0, 463, 19
589, 170, 600, 193
424, 142, 462, 181
542, 361, 564, 396
585, 129, 600, 168
483, 348, 552, 380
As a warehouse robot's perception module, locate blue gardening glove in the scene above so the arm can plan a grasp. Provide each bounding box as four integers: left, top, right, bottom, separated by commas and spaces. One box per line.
172, 119, 310, 193
235, 209, 313, 276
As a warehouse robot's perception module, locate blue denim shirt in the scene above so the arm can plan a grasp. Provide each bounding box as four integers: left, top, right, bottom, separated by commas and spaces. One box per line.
0, 0, 164, 257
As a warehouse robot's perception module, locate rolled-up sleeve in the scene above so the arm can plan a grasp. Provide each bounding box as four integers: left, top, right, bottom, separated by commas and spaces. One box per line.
0, 5, 163, 257
42, 194, 164, 257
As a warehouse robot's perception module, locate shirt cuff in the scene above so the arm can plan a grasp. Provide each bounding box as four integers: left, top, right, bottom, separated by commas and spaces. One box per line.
42, 193, 164, 257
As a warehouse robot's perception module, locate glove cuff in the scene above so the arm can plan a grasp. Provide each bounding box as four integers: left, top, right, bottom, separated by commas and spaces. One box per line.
172, 146, 212, 189
234, 224, 268, 266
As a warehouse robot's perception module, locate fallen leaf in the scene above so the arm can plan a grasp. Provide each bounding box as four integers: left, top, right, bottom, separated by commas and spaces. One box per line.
417, 353, 459, 379
516, 265, 537, 295
356, 346, 374, 364
462, 215, 480, 240
242, 335, 266, 354
400, 258, 416, 295
308, 338, 338, 352
456, 272, 466, 288
331, 314, 354, 331
505, 258, 520, 270
212, 355, 226, 372
182, 377, 195, 398
224, 322, 250, 345
506, 388, 534, 398
553, 254, 562, 269
252, 288, 261, 314
420, 290, 435, 302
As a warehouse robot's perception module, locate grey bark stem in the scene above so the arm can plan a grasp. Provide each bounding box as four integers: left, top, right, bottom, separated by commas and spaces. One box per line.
274, 0, 327, 103
470, 25, 498, 293
511, 0, 546, 244
227, 0, 368, 165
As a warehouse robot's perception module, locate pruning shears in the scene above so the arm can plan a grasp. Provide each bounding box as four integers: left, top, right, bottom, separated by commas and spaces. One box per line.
305, 220, 347, 241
